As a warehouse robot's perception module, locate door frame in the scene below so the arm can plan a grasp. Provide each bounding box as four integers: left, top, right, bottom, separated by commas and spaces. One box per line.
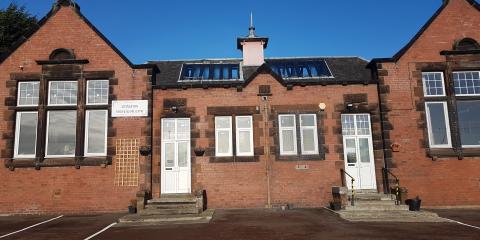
341, 113, 377, 190
160, 118, 192, 194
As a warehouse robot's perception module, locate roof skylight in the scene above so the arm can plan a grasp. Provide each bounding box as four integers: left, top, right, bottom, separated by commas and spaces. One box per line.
268, 60, 333, 79
180, 64, 241, 81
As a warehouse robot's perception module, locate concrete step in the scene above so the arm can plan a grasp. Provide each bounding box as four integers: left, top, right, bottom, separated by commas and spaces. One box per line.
148, 195, 196, 204
117, 209, 215, 226
339, 210, 440, 219
140, 207, 200, 215
145, 203, 197, 209
345, 204, 409, 211
351, 200, 398, 206
345, 216, 450, 223
349, 194, 395, 201
354, 190, 379, 194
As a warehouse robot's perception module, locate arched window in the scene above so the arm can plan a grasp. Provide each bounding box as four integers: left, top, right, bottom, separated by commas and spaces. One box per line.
49, 48, 76, 60
454, 38, 480, 51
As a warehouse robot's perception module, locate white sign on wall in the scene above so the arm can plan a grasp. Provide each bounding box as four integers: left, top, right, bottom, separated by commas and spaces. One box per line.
112, 100, 148, 117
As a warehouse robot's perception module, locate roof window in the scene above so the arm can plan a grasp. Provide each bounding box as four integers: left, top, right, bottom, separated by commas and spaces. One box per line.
180, 64, 241, 81
269, 60, 333, 79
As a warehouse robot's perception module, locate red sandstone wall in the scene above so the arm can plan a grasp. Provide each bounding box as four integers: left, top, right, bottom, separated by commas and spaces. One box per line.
379, 0, 480, 206
153, 73, 381, 208
0, 6, 150, 214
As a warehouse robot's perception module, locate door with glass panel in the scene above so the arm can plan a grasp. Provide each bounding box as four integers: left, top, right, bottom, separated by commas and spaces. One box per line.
341, 114, 376, 190
161, 118, 191, 194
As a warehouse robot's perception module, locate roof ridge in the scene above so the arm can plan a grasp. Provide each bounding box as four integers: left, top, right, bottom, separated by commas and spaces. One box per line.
149, 56, 369, 63
149, 58, 242, 62
266, 56, 365, 59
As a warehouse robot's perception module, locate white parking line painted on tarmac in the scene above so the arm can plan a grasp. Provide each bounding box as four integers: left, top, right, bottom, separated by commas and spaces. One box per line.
0, 215, 63, 239
444, 218, 480, 230
84, 222, 117, 240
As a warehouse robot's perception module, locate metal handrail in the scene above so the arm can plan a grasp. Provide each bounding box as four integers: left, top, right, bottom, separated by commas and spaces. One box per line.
341, 169, 356, 206
384, 168, 401, 205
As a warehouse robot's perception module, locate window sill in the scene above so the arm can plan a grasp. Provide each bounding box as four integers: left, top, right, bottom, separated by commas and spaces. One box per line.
427, 148, 480, 159
209, 156, 259, 163
276, 154, 325, 162
5, 156, 112, 170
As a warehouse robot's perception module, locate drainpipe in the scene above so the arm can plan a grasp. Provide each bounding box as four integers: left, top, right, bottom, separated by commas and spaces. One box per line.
149, 67, 156, 198
262, 96, 272, 208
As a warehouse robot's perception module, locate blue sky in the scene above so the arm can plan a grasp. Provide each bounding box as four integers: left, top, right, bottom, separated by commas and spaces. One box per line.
0, 0, 458, 63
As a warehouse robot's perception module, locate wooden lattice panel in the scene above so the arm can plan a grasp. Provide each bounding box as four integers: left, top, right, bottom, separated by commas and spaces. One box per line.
114, 139, 140, 187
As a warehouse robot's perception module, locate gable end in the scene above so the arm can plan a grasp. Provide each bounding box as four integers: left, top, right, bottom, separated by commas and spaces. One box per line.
0, 1, 153, 70
370, 0, 480, 66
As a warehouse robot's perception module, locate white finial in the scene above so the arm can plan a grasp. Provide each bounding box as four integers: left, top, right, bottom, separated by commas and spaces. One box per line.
248, 12, 256, 38
250, 12, 253, 28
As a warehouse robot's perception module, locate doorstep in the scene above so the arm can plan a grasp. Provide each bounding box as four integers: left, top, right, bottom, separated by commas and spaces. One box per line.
325, 207, 452, 223
115, 209, 215, 227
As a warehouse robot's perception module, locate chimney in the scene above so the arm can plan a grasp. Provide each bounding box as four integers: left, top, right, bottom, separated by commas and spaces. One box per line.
237, 13, 269, 67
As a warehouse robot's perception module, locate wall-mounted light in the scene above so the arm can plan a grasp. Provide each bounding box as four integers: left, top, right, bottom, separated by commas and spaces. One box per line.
318, 103, 326, 111
171, 106, 178, 113
346, 103, 355, 111
19, 65, 24, 71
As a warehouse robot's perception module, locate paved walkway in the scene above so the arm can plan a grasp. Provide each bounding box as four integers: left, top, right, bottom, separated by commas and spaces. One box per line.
0, 208, 478, 240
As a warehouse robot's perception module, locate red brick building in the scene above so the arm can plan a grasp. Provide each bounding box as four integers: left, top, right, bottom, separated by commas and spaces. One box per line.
369, 0, 480, 206
0, 0, 479, 214
151, 56, 380, 208
0, 1, 154, 214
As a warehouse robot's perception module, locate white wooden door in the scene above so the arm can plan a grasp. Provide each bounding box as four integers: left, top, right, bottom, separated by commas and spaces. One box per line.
161, 118, 191, 194
341, 114, 376, 190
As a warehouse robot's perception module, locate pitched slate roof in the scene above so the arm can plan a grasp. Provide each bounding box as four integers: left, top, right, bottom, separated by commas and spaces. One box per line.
150, 57, 373, 89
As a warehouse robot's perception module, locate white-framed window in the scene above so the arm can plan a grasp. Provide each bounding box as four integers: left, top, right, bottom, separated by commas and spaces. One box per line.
452, 71, 480, 147
235, 116, 254, 156
453, 71, 480, 96
422, 71, 480, 148
14, 112, 38, 158
46, 110, 77, 157
422, 72, 445, 97
87, 80, 109, 105
279, 114, 321, 156
48, 81, 78, 106
299, 114, 318, 154
341, 114, 356, 136
279, 114, 297, 155
355, 114, 371, 135
425, 102, 451, 148
84, 110, 108, 156
17, 82, 39, 106
215, 116, 233, 157
456, 100, 480, 147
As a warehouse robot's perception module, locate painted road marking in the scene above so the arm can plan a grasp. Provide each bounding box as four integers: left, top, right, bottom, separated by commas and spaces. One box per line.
84, 222, 117, 240
444, 218, 480, 230
0, 215, 63, 239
